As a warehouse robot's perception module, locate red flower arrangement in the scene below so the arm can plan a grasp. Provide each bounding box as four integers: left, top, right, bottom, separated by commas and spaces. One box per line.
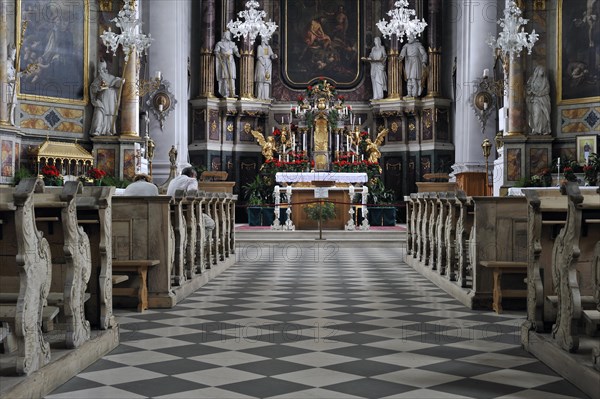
87, 168, 107, 180
272, 128, 282, 137
41, 164, 61, 177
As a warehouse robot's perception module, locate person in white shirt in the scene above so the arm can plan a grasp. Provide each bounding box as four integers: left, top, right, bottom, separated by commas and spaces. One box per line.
166, 167, 198, 197
123, 174, 159, 196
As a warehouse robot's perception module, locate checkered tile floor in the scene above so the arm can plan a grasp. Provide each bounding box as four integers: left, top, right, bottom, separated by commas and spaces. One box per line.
46, 244, 588, 398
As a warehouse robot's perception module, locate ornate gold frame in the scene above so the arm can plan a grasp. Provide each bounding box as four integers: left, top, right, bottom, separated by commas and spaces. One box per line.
16, 0, 89, 105
283, 0, 362, 87
557, 0, 600, 104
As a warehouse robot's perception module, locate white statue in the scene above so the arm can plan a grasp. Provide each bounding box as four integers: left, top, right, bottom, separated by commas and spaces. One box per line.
526, 65, 551, 135
90, 60, 123, 136
362, 37, 387, 100
400, 35, 428, 98
255, 37, 277, 100
214, 31, 240, 98
7, 44, 18, 126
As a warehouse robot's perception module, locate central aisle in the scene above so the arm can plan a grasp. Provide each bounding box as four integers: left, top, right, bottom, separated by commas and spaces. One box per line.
47, 245, 587, 398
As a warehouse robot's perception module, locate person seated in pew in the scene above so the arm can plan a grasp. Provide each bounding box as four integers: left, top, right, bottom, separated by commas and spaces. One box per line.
123, 174, 159, 196
166, 167, 216, 232
166, 167, 198, 196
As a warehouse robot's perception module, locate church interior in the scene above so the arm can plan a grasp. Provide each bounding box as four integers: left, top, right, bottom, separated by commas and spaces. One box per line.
0, 0, 599, 398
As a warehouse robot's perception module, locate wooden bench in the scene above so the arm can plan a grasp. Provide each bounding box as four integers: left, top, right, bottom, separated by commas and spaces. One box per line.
480, 261, 527, 314
112, 260, 160, 312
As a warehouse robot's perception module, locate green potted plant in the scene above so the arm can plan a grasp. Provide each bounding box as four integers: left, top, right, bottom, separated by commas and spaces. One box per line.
303, 201, 336, 239
583, 153, 599, 186
12, 167, 33, 186
243, 175, 268, 226
367, 179, 396, 226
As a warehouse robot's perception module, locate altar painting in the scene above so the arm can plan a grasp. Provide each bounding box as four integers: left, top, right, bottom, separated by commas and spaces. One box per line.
17, 0, 88, 103
282, 0, 362, 87
558, 0, 600, 103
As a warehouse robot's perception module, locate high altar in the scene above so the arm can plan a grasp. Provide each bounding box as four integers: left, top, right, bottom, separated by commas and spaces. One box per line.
274, 172, 369, 231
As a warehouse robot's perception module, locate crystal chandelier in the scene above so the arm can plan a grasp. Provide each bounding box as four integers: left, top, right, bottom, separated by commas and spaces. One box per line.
100, 0, 153, 62
227, 0, 277, 45
376, 0, 427, 42
487, 0, 538, 60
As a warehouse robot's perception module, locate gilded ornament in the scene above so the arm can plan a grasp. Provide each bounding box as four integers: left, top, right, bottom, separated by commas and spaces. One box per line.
391, 121, 399, 133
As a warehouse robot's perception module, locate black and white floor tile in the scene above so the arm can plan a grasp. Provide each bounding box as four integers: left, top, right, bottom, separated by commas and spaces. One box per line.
46, 244, 589, 398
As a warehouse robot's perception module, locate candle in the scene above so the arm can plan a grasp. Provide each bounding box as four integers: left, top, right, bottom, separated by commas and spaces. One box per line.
281, 116, 284, 124
557, 157, 560, 165
358, 117, 361, 125
483, 68, 489, 78
303, 133, 306, 152
156, 70, 162, 80
336, 134, 339, 152
346, 136, 350, 151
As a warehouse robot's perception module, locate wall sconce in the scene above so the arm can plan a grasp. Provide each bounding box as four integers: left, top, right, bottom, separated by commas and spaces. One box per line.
471, 69, 497, 135
145, 71, 177, 130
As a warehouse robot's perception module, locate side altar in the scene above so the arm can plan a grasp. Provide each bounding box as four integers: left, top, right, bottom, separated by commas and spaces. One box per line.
274, 172, 369, 231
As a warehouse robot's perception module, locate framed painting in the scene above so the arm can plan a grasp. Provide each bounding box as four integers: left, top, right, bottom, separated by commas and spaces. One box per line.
282, 0, 363, 88
576, 135, 597, 165
17, 0, 89, 103
558, 0, 600, 104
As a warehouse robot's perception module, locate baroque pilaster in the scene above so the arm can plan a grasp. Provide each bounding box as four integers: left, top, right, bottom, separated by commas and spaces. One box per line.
199, 0, 216, 98
0, 0, 8, 125
426, 0, 442, 97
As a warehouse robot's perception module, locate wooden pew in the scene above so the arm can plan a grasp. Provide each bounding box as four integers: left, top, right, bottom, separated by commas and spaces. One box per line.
194, 192, 208, 274
171, 190, 187, 286
182, 190, 198, 279
468, 196, 528, 308
33, 182, 92, 348
0, 178, 52, 375
404, 195, 414, 256
112, 195, 175, 309
76, 186, 116, 330
523, 186, 599, 334
455, 191, 474, 288
550, 184, 600, 352
112, 260, 159, 312
426, 193, 439, 269
441, 193, 458, 280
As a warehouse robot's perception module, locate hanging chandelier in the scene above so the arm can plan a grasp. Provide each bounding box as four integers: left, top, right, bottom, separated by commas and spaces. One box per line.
376, 0, 427, 42
487, 0, 538, 60
227, 0, 277, 45
100, 0, 153, 62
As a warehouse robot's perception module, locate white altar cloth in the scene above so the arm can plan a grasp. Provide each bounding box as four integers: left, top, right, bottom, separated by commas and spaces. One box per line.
275, 172, 368, 184
507, 186, 599, 196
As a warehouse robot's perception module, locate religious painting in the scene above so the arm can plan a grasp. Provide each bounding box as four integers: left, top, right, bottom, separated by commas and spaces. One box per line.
1, 140, 13, 177
282, 0, 363, 88
193, 109, 206, 141
576, 135, 597, 165
17, 0, 89, 103
15, 142, 20, 168
529, 148, 549, 175
407, 114, 417, 141
209, 110, 219, 141
96, 148, 115, 176
422, 109, 433, 141
558, 0, 600, 103
387, 118, 402, 142
211, 155, 222, 171
507, 148, 522, 181
123, 149, 136, 180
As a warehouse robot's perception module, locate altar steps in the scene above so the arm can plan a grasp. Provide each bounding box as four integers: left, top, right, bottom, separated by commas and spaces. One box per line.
235, 226, 406, 248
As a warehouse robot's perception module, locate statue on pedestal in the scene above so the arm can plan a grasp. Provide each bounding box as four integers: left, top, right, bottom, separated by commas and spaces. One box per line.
400, 35, 428, 98
214, 31, 240, 98
90, 60, 123, 136
362, 37, 387, 100
365, 128, 389, 163
526, 65, 551, 135
255, 37, 277, 100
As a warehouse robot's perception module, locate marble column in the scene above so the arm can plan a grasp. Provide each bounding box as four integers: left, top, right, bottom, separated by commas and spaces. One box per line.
387, 35, 401, 99
385, 0, 401, 99
147, 0, 192, 180
506, 54, 526, 136
240, 37, 254, 99
120, 51, 139, 136
0, 0, 8, 125
199, 0, 216, 98
451, 0, 497, 178
426, 0, 442, 98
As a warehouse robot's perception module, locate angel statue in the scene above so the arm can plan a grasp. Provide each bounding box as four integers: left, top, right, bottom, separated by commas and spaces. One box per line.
251, 130, 277, 161
365, 128, 389, 163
